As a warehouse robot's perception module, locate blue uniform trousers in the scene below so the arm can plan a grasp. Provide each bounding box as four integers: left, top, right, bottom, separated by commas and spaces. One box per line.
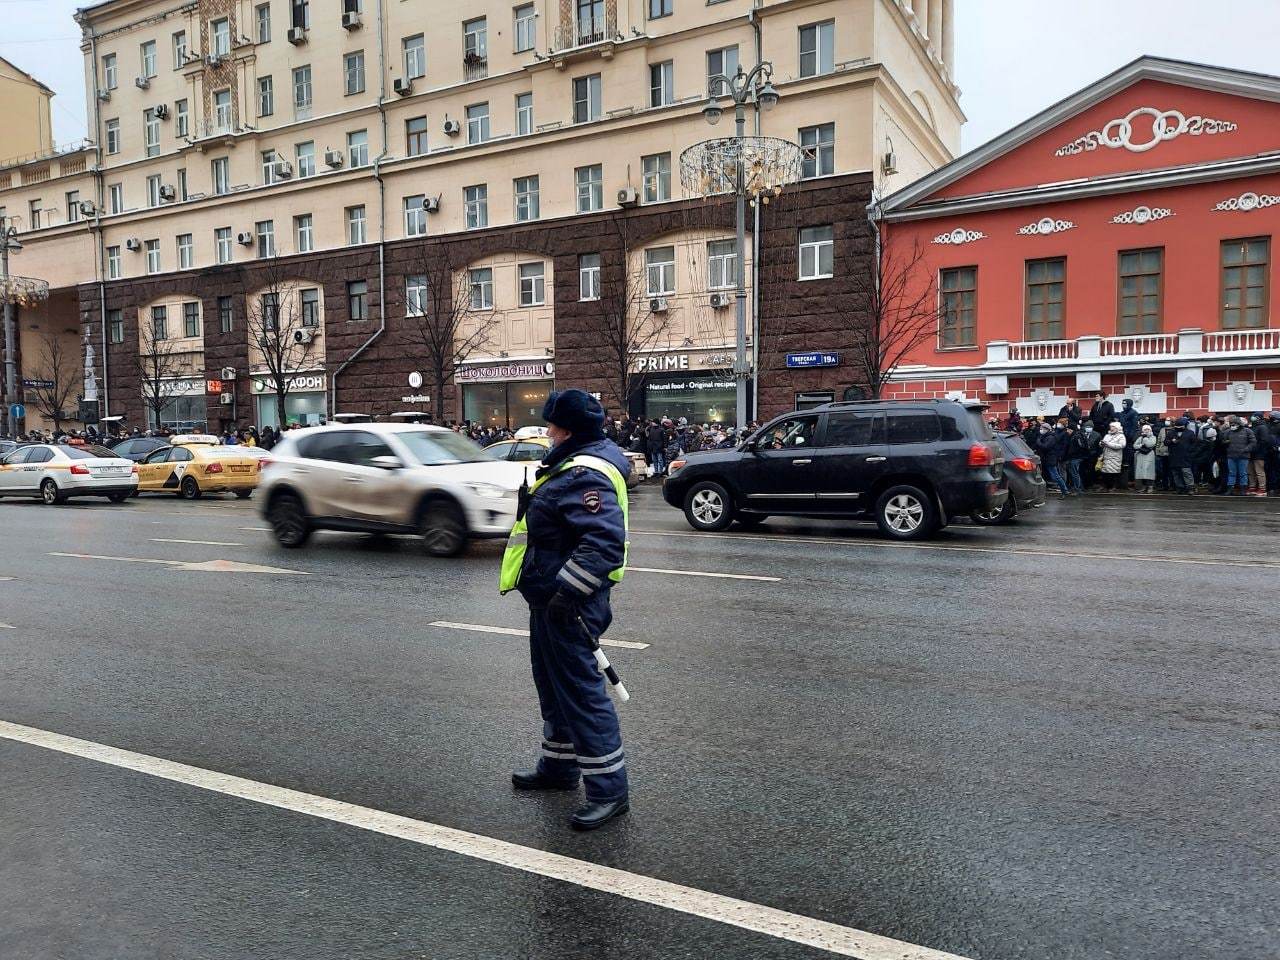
529, 592, 628, 802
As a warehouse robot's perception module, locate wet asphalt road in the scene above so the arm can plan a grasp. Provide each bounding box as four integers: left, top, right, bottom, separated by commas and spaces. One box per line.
1, 486, 1278, 960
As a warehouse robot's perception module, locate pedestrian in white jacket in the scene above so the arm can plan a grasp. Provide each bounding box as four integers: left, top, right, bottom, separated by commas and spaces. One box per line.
1133, 423, 1157, 492
1100, 422, 1126, 490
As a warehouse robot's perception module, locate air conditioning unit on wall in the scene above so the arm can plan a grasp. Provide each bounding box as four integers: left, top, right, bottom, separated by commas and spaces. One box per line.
236, 231, 255, 246
342, 11, 362, 30
287, 26, 307, 45
442, 118, 461, 136
709, 292, 731, 309
649, 297, 669, 313
393, 77, 413, 96
422, 195, 441, 213
324, 149, 344, 168
220, 392, 234, 405
293, 328, 315, 344
617, 186, 639, 207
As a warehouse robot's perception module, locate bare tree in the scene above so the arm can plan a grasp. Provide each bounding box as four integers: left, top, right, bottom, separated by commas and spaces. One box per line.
26, 331, 80, 431
134, 312, 187, 430
242, 259, 319, 427
397, 245, 500, 422
584, 216, 673, 416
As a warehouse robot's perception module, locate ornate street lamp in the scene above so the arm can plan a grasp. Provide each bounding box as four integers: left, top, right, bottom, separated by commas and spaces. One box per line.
1, 217, 48, 437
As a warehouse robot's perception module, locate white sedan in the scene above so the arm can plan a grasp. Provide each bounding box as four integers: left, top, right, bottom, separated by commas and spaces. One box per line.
0, 443, 138, 504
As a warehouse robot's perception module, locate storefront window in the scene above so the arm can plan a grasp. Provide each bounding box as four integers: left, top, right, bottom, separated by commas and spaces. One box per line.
255, 392, 327, 428
462, 380, 551, 429
640, 374, 736, 424
148, 395, 207, 432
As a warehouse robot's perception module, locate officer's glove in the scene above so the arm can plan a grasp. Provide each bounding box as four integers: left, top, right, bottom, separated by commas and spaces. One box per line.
546, 589, 579, 626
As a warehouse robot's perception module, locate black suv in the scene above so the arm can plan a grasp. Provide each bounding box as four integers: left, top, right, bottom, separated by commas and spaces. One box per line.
661, 399, 1006, 540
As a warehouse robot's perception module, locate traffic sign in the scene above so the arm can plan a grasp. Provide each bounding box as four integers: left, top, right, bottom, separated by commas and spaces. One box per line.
9, 403, 24, 420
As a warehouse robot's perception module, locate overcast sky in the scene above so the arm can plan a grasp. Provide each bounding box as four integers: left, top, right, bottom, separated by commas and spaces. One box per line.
3, 0, 1279, 153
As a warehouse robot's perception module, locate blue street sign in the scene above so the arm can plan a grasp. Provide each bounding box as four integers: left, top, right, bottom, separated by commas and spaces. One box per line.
9, 403, 25, 420
786, 352, 840, 369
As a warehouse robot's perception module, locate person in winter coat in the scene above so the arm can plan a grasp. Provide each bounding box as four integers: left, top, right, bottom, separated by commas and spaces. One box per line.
1058, 399, 1084, 426
1248, 415, 1271, 496
1064, 422, 1089, 494
1132, 424, 1157, 493
1166, 418, 1197, 494
1099, 421, 1126, 490
1155, 419, 1172, 490
1089, 392, 1115, 433
1222, 415, 1256, 494
1035, 421, 1070, 496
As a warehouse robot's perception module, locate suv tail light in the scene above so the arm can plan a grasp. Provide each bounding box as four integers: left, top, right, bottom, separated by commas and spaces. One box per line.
204, 462, 224, 474
967, 443, 994, 468
69, 463, 91, 475
1009, 456, 1036, 472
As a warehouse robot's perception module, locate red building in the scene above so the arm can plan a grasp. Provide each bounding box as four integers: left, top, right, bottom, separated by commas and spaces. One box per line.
877, 57, 1280, 419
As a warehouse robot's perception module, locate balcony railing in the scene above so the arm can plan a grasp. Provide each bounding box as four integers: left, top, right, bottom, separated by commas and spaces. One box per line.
1100, 333, 1178, 357
1204, 329, 1280, 353
987, 328, 1280, 366
1008, 339, 1076, 361
463, 55, 488, 82
551, 13, 617, 53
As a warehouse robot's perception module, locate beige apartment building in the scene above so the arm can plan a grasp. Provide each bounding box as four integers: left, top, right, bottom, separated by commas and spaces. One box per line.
0, 0, 960, 432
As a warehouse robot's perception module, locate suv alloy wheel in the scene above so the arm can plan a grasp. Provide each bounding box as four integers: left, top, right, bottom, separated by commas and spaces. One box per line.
683, 480, 735, 532
420, 498, 467, 557
874, 484, 939, 540
268, 492, 312, 548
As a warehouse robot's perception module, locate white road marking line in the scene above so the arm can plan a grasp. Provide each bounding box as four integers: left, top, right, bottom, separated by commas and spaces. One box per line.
0, 719, 969, 960
47, 553, 308, 575
629, 565, 781, 582
430, 620, 649, 650
240, 527, 273, 532
0, 576, 15, 581
49, 552, 174, 565
150, 538, 245, 547
630, 530, 1280, 570
0, 623, 13, 630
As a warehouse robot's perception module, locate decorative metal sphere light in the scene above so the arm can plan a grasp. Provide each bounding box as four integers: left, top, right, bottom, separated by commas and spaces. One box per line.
756, 79, 779, 112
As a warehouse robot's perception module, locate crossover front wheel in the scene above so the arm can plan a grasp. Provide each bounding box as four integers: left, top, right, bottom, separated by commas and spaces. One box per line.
420, 498, 467, 557
682, 481, 735, 532
268, 492, 311, 548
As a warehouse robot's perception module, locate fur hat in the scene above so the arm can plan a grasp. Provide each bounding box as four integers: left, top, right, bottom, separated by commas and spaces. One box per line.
542, 389, 605, 436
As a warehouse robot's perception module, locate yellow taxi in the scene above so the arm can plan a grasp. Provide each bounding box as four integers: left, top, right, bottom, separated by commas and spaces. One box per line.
136, 434, 264, 500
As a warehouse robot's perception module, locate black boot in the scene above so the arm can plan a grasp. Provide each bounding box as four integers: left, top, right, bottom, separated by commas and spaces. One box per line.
570, 797, 630, 831
512, 769, 580, 791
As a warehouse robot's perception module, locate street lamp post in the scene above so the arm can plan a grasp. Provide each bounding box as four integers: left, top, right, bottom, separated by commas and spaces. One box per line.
1, 217, 21, 439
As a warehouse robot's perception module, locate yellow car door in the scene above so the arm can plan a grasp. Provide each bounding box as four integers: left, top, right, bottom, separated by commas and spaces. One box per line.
137, 447, 175, 491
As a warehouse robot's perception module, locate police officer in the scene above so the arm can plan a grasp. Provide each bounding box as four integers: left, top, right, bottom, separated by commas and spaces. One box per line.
500, 389, 632, 831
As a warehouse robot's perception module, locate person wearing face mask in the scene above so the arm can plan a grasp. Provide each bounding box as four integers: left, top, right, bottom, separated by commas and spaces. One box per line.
1133, 423, 1157, 494
1222, 415, 1256, 495
1035, 419, 1070, 497
1077, 420, 1101, 490
1155, 418, 1173, 491
1099, 421, 1127, 491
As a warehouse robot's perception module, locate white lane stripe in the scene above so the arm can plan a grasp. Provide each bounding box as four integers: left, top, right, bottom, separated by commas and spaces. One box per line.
0, 576, 15, 581
629, 566, 781, 582
49, 552, 175, 565
430, 621, 649, 650
150, 538, 245, 547
630, 530, 1280, 570
240, 527, 273, 532
0, 623, 14, 629
0, 719, 969, 960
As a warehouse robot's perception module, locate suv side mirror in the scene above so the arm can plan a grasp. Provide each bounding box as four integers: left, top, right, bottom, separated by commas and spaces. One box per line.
371, 454, 404, 470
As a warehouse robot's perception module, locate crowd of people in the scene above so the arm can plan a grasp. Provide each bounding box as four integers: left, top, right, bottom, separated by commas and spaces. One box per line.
1007, 392, 1280, 497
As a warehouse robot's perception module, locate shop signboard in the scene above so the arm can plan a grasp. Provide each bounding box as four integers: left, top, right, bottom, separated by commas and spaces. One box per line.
457, 361, 554, 382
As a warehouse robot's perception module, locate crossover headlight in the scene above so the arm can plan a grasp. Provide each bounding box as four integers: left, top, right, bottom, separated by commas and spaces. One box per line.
467, 482, 507, 499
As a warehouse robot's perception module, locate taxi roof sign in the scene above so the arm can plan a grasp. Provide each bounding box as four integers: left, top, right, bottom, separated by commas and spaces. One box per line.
171, 434, 220, 445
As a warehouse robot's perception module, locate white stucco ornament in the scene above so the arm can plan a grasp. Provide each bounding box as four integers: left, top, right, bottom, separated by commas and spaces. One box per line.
1213, 191, 1280, 213
1018, 217, 1075, 236
1110, 205, 1174, 225
933, 227, 986, 245
1055, 107, 1237, 157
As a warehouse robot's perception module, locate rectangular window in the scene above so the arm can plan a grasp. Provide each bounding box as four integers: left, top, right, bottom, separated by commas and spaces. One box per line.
213, 88, 232, 131
798, 225, 834, 280
577, 0, 605, 41
256, 219, 275, 258
575, 164, 602, 212
347, 280, 368, 321
176, 168, 188, 200
1117, 249, 1163, 335
464, 184, 488, 229
579, 253, 601, 301
211, 19, 230, 57
141, 40, 157, 78
519, 262, 545, 306
642, 152, 670, 203
292, 0, 310, 30
515, 92, 533, 136
406, 274, 426, 316
573, 74, 601, 123
403, 34, 425, 79
218, 296, 233, 333
108, 308, 124, 343
707, 239, 737, 289
256, 3, 272, 43
646, 246, 676, 296
108, 183, 123, 215
295, 213, 314, 252
293, 65, 312, 117
799, 20, 835, 78
466, 103, 490, 144
1221, 237, 1269, 329
347, 129, 369, 167
514, 4, 536, 52
145, 239, 161, 274
215, 227, 233, 263
343, 0, 363, 13
406, 117, 428, 156
799, 123, 835, 178
107, 247, 122, 280
295, 141, 315, 177
469, 267, 494, 309
514, 175, 539, 222
301, 288, 320, 327
649, 61, 674, 108
175, 99, 189, 137
144, 108, 160, 157
940, 266, 977, 348
103, 53, 118, 90
66, 191, 81, 223
261, 293, 280, 331
706, 46, 738, 90
151, 305, 168, 340
105, 119, 120, 155
183, 301, 199, 338
1025, 257, 1066, 340
211, 157, 230, 195
648, 0, 672, 19
258, 76, 274, 117
172, 31, 187, 69
28, 199, 41, 230
177, 233, 193, 269
261, 149, 277, 184
346, 205, 367, 245
404, 195, 427, 236
344, 50, 365, 96
463, 18, 488, 58
146, 174, 162, 207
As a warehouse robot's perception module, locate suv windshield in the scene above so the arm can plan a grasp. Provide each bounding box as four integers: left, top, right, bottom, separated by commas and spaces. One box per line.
398, 430, 492, 466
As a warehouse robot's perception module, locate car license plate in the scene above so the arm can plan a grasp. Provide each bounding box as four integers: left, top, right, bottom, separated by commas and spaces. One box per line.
97, 467, 125, 476
230, 465, 252, 473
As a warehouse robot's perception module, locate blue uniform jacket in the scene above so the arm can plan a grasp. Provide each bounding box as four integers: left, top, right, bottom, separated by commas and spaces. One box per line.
518, 436, 630, 607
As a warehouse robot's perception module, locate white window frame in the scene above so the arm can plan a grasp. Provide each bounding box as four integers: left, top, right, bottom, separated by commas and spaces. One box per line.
799, 122, 835, 178
295, 141, 315, 177
213, 88, 232, 132
642, 152, 670, 203
145, 239, 161, 274
211, 19, 231, 58
404, 195, 427, 236
108, 183, 123, 215
706, 45, 738, 89
463, 18, 488, 58
403, 34, 425, 79
255, 219, 275, 258
103, 53, 118, 90
573, 74, 601, 123
464, 184, 488, 229
256, 3, 272, 43
107, 246, 122, 279
344, 50, 366, 96
798, 225, 834, 280
143, 109, 160, 157
799, 20, 834, 78
518, 262, 546, 306
649, 60, 674, 108
211, 157, 230, 195
146, 174, 162, 207
514, 175, 539, 222
515, 92, 534, 136
646, 245, 676, 296
293, 65, 313, 117
579, 253, 601, 301
347, 205, 367, 245
406, 274, 427, 316
469, 267, 494, 309
105, 119, 121, 155
514, 4, 536, 52
295, 213, 314, 252
347, 129, 369, 167
215, 227, 233, 264
141, 40, 157, 78
707, 239, 737, 289
177, 233, 193, 269
258, 76, 274, 117
172, 31, 187, 69
575, 164, 602, 213
466, 102, 490, 144
175, 99, 189, 137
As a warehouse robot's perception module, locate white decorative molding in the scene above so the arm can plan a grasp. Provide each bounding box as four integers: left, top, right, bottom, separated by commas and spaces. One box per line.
1015, 389, 1065, 416
1209, 381, 1273, 412
933, 227, 987, 245
1055, 107, 1237, 157
1212, 191, 1280, 213
1110, 205, 1174, 225
1018, 217, 1075, 236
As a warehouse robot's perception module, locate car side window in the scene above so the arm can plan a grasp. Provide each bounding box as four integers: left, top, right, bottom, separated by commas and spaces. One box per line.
823, 412, 883, 446
886, 412, 942, 444
758, 418, 816, 450
340, 431, 395, 467
4, 448, 32, 465
296, 432, 344, 462
144, 448, 171, 464
512, 442, 546, 462
27, 448, 54, 464
170, 447, 195, 462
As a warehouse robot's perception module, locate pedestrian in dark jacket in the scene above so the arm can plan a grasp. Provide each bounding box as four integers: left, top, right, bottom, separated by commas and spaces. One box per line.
1035, 421, 1070, 496
1166, 418, 1197, 494
1058, 400, 1084, 426
1248, 415, 1270, 496
1088, 392, 1115, 433
1222, 416, 1255, 494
